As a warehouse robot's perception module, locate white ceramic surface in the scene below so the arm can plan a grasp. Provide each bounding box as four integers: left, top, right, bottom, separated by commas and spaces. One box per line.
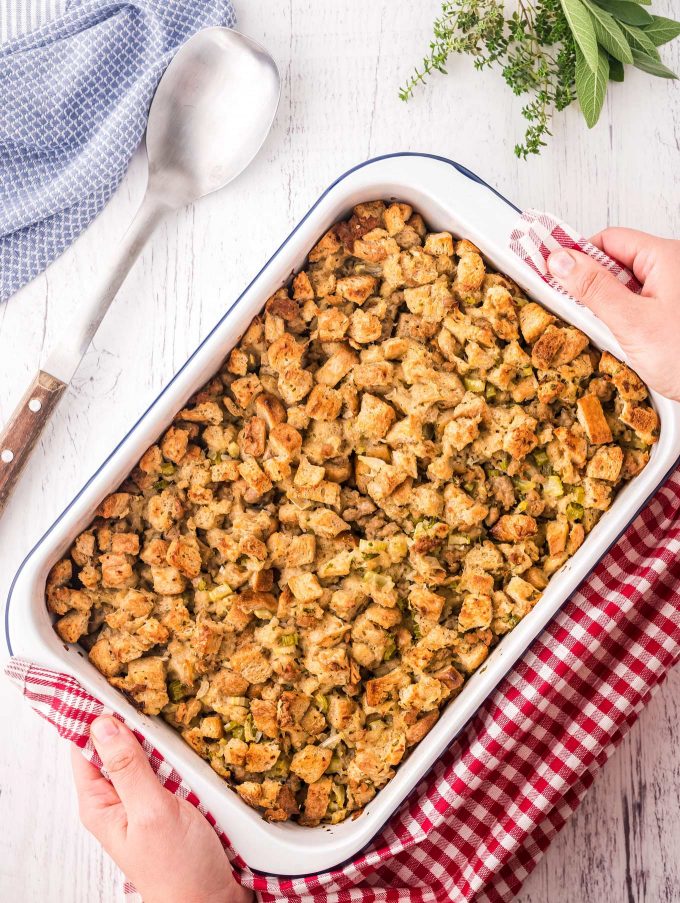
7, 153, 680, 877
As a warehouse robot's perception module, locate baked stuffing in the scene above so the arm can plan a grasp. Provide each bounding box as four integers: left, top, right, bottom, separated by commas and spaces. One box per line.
46, 201, 658, 825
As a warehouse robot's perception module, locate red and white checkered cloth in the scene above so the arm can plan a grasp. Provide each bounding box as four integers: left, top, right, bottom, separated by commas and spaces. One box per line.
6, 211, 680, 903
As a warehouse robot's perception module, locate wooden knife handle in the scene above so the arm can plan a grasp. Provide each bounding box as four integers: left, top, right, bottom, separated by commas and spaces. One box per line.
0, 370, 67, 516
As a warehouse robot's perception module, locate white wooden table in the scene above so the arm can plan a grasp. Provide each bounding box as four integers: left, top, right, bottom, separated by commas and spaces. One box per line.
1, 2, 679, 900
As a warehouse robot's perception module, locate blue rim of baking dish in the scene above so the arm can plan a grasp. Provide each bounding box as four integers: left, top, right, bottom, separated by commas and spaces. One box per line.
4, 149, 677, 668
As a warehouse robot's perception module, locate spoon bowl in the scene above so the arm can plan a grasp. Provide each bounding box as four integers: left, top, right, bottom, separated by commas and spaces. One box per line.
147, 28, 281, 205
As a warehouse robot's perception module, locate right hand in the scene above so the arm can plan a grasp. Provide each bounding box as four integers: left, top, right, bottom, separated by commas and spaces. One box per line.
547, 228, 680, 402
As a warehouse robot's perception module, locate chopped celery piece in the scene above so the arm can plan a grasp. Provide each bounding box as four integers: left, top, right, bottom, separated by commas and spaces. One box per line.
359, 539, 387, 556
207, 583, 233, 602
224, 696, 249, 706
314, 693, 328, 713
449, 533, 471, 545
168, 679, 190, 703
159, 462, 176, 475
515, 499, 528, 513
230, 725, 245, 741
253, 608, 273, 619
566, 502, 584, 521
545, 475, 564, 498
573, 486, 586, 504
326, 753, 343, 774
153, 479, 168, 491
223, 721, 242, 733
383, 638, 396, 661
464, 376, 485, 394
227, 441, 240, 458
513, 479, 536, 495
196, 578, 207, 591
243, 715, 261, 743
279, 633, 298, 647
485, 383, 497, 400
533, 449, 549, 467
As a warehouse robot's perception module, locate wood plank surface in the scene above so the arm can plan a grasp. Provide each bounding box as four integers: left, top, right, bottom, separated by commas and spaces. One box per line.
1, 1, 679, 900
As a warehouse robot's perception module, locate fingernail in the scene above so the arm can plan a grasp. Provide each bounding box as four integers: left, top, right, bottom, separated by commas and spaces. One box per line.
91, 716, 119, 743
548, 250, 576, 278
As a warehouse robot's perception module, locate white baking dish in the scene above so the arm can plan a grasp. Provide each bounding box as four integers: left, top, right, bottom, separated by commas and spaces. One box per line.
6, 153, 680, 877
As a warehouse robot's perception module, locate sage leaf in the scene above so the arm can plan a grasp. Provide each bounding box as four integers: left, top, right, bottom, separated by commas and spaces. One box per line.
582, 0, 634, 63
575, 45, 609, 127
631, 48, 678, 78
608, 56, 625, 80
643, 16, 680, 47
620, 21, 661, 57
561, 0, 601, 72
592, 0, 653, 26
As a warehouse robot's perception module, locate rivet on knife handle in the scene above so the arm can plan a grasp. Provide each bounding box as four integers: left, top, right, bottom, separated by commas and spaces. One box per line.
0, 370, 67, 515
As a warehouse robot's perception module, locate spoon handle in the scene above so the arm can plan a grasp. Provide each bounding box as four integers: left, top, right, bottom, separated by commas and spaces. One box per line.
0, 370, 67, 515
0, 192, 166, 517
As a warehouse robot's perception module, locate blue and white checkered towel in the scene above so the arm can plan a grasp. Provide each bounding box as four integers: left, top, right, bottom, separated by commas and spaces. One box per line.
0, 0, 236, 303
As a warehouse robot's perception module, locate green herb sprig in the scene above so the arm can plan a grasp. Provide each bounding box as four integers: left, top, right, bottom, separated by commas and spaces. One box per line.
400, 0, 680, 158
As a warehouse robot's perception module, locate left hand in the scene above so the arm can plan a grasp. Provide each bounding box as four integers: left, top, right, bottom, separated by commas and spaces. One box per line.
71, 715, 252, 903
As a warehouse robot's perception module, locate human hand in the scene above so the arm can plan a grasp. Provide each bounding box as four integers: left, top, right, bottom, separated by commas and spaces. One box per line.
547, 229, 680, 402
71, 715, 252, 903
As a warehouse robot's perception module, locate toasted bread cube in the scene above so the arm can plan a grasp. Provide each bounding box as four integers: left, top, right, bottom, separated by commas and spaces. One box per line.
599, 351, 647, 401
245, 742, 280, 773
306, 384, 342, 421
290, 745, 332, 784
424, 231, 454, 257
583, 477, 613, 511
384, 202, 413, 235
454, 251, 485, 294
292, 270, 314, 301
519, 302, 556, 343
491, 514, 538, 542
620, 401, 658, 445
294, 455, 325, 488
309, 227, 342, 261
553, 328, 589, 365
230, 375, 262, 408
458, 594, 493, 632
317, 308, 349, 341
278, 366, 314, 405
586, 445, 624, 482
505, 576, 538, 607
161, 426, 189, 463
531, 325, 565, 370
336, 274, 377, 305
304, 777, 333, 820
96, 493, 131, 520
546, 520, 569, 556
288, 573, 323, 603
238, 459, 273, 496
55, 610, 90, 643
315, 347, 358, 387
349, 309, 382, 345
356, 393, 396, 439
576, 394, 613, 445
269, 423, 302, 460
151, 565, 186, 595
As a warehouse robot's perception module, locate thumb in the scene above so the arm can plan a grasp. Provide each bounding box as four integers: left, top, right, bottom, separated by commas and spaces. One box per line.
547, 249, 637, 335
90, 716, 170, 819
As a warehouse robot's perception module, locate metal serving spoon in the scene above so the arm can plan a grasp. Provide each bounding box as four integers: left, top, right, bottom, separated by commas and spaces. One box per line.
0, 27, 280, 515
